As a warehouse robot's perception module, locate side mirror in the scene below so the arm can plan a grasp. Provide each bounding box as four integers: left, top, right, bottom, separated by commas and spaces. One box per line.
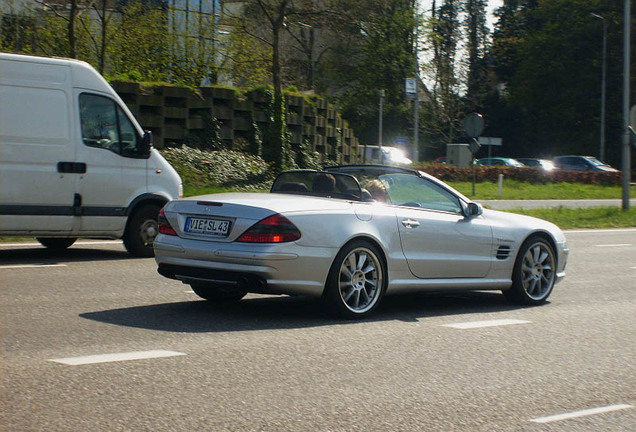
466, 202, 483, 217
140, 130, 152, 157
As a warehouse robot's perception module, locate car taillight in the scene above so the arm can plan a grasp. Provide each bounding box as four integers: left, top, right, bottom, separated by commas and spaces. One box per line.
158, 208, 177, 236
237, 214, 301, 243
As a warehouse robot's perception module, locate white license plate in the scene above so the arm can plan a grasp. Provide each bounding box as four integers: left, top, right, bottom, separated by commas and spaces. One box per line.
185, 217, 231, 237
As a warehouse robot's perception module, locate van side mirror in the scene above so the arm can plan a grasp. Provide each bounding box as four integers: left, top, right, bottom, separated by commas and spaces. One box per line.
140, 131, 152, 157
466, 202, 483, 217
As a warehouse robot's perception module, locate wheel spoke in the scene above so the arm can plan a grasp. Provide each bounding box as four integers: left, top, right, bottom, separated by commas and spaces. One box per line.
340, 267, 353, 281
342, 287, 355, 303
347, 254, 357, 271
356, 253, 367, 271
359, 287, 371, 304
532, 246, 541, 263
351, 290, 361, 309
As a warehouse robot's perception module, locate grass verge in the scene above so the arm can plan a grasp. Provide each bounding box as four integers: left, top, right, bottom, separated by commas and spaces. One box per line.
449, 180, 628, 200
502, 206, 636, 230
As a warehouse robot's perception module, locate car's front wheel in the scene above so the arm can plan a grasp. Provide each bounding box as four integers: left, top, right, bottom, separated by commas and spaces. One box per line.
504, 235, 556, 305
190, 284, 248, 302
324, 240, 386, 319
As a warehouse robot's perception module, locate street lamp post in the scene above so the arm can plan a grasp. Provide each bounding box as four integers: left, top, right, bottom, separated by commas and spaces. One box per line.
379, 89, 385, 163
590, 13, 607, 162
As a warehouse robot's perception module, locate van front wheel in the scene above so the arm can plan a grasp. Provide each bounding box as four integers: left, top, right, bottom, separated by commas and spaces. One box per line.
124, 204, 161, 257
36, 237, 77, 250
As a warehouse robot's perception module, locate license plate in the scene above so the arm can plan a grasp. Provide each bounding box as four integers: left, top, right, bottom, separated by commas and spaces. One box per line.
185, 217, 231, 237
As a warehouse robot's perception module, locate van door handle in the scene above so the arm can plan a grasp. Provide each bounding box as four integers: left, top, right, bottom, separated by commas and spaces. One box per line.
57, 162, 87, 174
401, 219, 420, 228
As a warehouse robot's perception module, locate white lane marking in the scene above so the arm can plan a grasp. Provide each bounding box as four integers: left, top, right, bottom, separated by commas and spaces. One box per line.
0, 240, 121, 248
0, 264, 67, 269
530, 404, 634, 424
442, 319, 531, 329
596, 243, 632, 247
49, 350, 186, 365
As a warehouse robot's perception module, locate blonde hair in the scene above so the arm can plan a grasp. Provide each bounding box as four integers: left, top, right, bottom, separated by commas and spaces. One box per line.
365, 179, 389, 202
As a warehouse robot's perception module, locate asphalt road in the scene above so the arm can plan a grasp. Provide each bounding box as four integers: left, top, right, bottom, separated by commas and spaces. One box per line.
1, 230, 635, 431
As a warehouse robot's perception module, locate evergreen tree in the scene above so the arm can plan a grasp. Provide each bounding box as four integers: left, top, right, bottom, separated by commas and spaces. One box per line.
463, 0, 489, 111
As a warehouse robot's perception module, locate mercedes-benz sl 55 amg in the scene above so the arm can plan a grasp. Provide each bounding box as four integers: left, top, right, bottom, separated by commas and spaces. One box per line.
155, 165, 568, 319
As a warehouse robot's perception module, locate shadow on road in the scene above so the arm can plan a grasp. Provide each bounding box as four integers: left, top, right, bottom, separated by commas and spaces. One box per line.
0, 246, 137, 264
80, 291, 530, 333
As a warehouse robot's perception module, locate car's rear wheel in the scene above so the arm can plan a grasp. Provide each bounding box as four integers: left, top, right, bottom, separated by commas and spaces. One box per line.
36, 237, 77, 250
123, 204, 160, 258
324, 240, 386, 319
190, 284, 248, 302
504, 235, 556, 305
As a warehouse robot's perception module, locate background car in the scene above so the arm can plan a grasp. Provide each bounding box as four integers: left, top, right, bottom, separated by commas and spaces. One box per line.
517, 158, 556, 171
154, 165, 568, 319
553, 155, 618, 172
475, 157, 525, 167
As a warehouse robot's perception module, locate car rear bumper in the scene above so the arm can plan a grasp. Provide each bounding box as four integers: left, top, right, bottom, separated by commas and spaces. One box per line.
154, 234, 335, 297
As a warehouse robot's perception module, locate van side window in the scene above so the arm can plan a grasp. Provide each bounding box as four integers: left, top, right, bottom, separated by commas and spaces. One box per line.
79, 94, 141, 157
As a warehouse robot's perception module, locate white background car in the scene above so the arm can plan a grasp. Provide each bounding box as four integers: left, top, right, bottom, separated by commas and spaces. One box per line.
155, 165, 568, 318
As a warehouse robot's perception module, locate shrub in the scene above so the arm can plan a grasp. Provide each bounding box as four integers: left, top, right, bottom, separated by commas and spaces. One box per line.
160, 146, 273, 190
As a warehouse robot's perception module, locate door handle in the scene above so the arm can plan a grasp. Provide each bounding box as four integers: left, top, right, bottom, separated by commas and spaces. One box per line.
57, 162, 87, 174
401, 219, 420, 228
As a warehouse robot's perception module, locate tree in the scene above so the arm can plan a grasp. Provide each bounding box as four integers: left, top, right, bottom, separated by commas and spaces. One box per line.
463, 0, 489, 111
488, 0, 629, 164
421, 0, 462, 154
108, 2, 171, 82
327, 0, 418, 148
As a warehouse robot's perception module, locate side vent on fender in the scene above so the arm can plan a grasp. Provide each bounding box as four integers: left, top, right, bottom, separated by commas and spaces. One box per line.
496, 245, 511, 260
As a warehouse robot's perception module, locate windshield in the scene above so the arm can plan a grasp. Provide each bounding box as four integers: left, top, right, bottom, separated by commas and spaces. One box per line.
586, 157, 606, 166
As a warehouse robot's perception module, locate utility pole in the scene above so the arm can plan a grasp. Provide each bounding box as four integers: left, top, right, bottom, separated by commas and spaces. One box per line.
590, 13, 607, 162
621, 0, 631, 210
413, 12, 420, 163
379, 89, 385, 163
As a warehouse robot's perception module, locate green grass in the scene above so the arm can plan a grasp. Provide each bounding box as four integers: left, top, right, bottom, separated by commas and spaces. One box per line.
505, 206, 636, 230
449, 180, 627, 200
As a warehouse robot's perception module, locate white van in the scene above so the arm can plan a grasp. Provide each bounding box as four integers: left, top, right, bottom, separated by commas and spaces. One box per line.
363, 145, 412, 165
0, 53, 182, 257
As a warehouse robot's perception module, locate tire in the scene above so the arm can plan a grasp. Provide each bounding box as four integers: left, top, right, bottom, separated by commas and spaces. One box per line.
123, 204, 161, 258
36, 237, 77, 250
323, 240, 386, 319
190, 284, 248, 302
504, 235, 557, 305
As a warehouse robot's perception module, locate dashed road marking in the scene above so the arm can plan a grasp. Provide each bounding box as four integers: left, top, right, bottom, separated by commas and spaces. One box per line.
442, 319, 531, 329
530, 404, 634, 424
0, 264, 67, 269
0, 240, 121, 248
596, 243, 632, 247
49, 350, 186, 365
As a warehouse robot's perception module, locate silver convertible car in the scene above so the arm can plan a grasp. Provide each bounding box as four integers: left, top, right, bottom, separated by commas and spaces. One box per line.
155, 165, 568, 319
